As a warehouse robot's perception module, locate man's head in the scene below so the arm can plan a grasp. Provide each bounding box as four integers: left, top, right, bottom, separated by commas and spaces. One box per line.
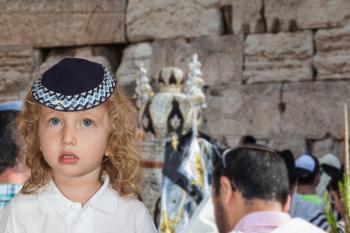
279, 149, 297, 192
295, 154, 320, 187
239, 135, 256, 145
0, 101, 21, 174
212, 145, 289, 233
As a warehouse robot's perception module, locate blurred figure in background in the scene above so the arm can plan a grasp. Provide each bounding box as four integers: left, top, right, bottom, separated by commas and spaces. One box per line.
212, 145, 325, 233
316, 153, 341, 197
0, 101, 27, 210
325, 165, 345, 233
238, 135, 256, 145
283, 151, 328, 230
295, 154, 322, 206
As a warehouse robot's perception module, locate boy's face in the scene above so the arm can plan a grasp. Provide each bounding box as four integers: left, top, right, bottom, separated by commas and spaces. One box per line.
38, 104, 111, 181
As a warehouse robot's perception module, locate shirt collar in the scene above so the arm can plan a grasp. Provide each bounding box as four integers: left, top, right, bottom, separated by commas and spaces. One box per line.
234, 211, 291, 233
87, 175, 119, 214
38, 175, 119, 214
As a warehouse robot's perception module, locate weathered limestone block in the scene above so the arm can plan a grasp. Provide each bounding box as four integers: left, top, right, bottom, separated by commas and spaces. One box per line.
310, 136, 336, 158
151, 39, 195, 80
202, 83, 281, 139
220, 0, 264, 34
244, 31, 313, 83
1, 0, 123, 12
282, 81, 350, 138
268, 137, 306, 158
333, 140, 345, 162
151, 35, 243, 86
0, 0, 126, 47
314, 27, 350, 80
126, 0, 223, 42
265, 0, 350, 32
116, 43, 153, 87
0, 46, 41, 98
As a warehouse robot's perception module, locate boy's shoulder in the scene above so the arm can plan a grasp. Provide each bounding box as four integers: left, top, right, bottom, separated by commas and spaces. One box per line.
109, 187, 145, 211
7, 191, 41, 211
0, 191, 41, 222
10, 191, 40, 204
108, 187, 152, 219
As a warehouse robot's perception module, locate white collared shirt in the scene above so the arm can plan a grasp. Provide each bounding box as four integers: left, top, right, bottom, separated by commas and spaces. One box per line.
0, 176, 157, 233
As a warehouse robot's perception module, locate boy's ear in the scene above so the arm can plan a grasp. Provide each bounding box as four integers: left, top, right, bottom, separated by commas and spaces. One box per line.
105, 137, 112, 156
105, 146, 112, 157
220, 176, 233, 204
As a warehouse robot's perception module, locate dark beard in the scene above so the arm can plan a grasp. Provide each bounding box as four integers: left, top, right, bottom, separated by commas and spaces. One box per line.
214, 197, 230, 233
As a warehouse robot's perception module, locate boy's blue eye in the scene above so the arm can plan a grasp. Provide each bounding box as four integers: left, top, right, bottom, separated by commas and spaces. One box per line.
49, 117, 61, 126
82, 119, 93, 128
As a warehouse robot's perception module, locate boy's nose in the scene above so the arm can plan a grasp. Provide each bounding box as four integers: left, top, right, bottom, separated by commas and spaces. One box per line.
61, 125, 77, 145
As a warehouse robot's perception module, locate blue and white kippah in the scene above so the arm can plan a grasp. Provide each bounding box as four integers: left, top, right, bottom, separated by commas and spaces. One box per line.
32, 58, 117, 112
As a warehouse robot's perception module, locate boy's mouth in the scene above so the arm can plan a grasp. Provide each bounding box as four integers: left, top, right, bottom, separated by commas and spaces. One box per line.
59, 153, 79, 164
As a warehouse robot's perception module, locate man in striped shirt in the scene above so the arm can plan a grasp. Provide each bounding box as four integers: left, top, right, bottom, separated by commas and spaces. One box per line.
279, 150, 329, 230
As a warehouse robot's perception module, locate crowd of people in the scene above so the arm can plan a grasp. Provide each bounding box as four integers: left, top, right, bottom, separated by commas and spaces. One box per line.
0, 58, 347, 233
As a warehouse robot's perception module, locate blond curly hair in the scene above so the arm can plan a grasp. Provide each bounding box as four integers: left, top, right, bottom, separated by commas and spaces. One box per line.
16, 87, 140, 197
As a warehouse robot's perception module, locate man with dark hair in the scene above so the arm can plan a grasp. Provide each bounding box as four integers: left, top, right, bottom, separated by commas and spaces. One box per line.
212, 145, 325, 233
279, 149, 297, 192
0, 101, 27, 210
238, 135, 256, 145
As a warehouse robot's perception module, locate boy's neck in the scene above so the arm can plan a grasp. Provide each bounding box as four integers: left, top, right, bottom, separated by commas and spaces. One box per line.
52, 171, 102, 206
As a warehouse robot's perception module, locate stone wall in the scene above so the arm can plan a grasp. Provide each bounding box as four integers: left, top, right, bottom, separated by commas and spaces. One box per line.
1, 0, 350, 174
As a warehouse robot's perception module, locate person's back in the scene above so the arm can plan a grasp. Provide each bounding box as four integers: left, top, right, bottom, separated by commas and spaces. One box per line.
289, 193, 328, 230
316, 153, 341, 197
0, 101, 27, 210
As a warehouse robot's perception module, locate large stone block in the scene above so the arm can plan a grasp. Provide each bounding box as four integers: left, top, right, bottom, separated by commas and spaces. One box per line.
0, 0, 126, 47
310, 136, 337, 158
244, 31, 314, 83
1, 0, 124, 12
282, 81, 350, 138
314, 27, 350, 80
265, 0, 350, 32
0, 46, 41, 98
220, 0, 264, 34
268, 137, 306, 158
202, 83, 281, 139
151, 35, 243, 86
151, 39, 195, 80
333, 140, 345, 162
116, 43, 153, 86
126, 0, 223, 42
